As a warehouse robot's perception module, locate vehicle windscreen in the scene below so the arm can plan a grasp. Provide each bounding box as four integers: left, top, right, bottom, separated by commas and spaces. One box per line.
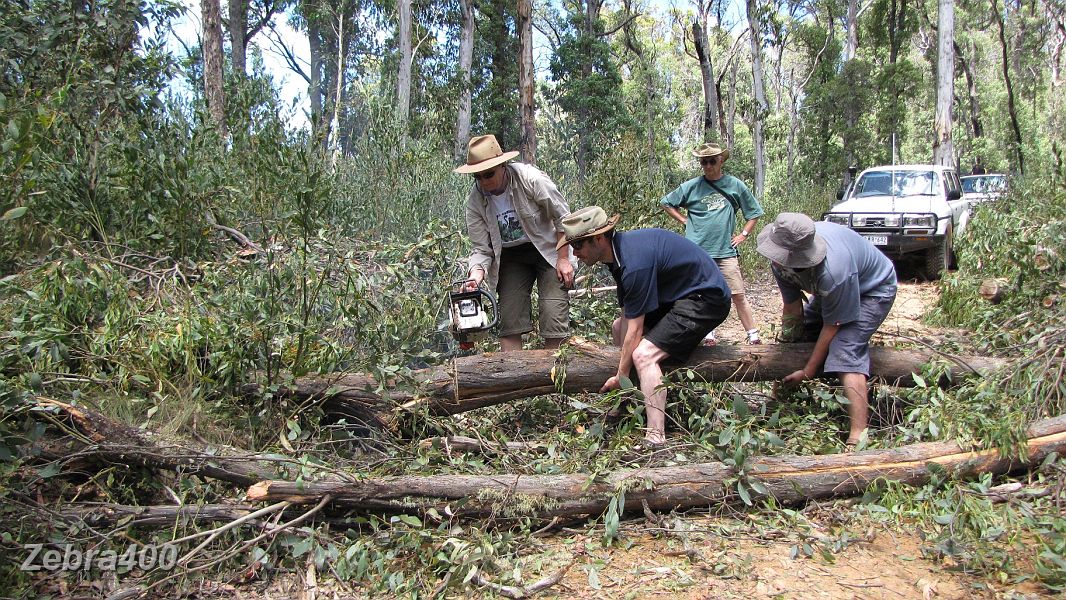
854, 170, 938, 198
962, 175, 1004, 193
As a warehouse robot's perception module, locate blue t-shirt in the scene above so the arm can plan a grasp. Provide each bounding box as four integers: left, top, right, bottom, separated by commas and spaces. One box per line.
660, 174, 764, 259
608, 229, 731, 319
772, 222, 897, 326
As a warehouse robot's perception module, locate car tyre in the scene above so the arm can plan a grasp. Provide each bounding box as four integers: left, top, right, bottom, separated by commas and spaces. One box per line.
923, 226, 953, 280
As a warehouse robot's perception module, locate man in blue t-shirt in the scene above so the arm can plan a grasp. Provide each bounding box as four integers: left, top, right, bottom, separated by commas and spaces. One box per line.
661, 142, 765, 345
558, 206, 732, 450
756, 213, 897, 448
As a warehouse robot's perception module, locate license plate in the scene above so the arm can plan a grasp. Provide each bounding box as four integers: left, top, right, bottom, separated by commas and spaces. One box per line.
862, 234, 888, 245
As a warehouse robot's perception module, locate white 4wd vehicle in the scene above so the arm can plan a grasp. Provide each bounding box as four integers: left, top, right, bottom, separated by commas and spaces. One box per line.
823, 164, 972, 279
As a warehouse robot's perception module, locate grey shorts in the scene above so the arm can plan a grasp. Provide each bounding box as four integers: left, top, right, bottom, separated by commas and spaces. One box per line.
496, 243, 570, 339
801, 295, 895, 376
714, 256, 745, 295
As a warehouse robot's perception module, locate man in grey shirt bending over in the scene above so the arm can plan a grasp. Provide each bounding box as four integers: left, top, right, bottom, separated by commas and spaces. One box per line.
756, 213, 897, 447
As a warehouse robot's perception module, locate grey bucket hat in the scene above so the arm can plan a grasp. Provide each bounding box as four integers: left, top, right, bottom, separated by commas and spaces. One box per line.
756, 212, 828, 268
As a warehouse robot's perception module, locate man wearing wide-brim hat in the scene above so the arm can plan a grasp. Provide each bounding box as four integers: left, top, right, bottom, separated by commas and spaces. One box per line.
560, 206, 732, 451
455, 134, 574, 352
661, 142, 765, 345
755, 213, 897, 448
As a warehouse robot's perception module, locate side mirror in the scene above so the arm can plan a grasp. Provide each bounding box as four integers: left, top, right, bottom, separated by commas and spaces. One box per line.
836, 188, 846, 200
947, 189, 961, 200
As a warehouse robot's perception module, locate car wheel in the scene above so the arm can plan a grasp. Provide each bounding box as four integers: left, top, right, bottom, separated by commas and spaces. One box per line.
924, 227, 953, 280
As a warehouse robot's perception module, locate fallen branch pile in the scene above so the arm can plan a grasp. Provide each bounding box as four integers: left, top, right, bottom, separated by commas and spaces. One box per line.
32, 398, 294, 487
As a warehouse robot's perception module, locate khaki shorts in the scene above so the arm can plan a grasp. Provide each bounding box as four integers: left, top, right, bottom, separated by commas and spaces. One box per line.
496, 243, 570, 339
714, 256, 745, 295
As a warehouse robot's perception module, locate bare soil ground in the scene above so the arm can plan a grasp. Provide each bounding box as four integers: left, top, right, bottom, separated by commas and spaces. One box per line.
714, 271, 947, 346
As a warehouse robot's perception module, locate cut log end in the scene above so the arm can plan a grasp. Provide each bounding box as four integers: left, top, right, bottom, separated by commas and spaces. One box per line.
247, 481, 273, 502
979, 278, 1008, 304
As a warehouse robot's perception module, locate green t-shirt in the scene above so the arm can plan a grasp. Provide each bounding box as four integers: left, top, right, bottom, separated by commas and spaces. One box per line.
660, 174, 764, 258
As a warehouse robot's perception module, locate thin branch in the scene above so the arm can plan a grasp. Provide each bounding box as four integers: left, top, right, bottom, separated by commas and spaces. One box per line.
474, 557, 577, 599
265, 22, 311, 84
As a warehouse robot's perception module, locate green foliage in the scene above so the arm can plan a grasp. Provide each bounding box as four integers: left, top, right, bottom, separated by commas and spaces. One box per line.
935, 177, 1066, 420
859, 460, 1066, 590
470, 0, 520, 149
546, 5, 631, 179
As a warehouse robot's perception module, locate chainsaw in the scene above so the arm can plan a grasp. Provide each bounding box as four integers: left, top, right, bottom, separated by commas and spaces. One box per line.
448, 280, 499, 350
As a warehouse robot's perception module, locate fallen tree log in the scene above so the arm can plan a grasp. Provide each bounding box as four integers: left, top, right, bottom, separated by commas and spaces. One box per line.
246, 415, 1066, 519
253, 343, 1006, 429
417, 436, 547, 454
58, 503, 262, 527
31, 398, 293, 487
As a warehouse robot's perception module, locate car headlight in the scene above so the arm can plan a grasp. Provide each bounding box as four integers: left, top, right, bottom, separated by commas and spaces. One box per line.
903, 215, 934, 228
825, 214, 849, 225
883, 215, 901, 227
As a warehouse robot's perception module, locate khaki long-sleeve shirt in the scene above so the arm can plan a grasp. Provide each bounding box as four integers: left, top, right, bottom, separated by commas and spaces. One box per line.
465, 162, 573, 291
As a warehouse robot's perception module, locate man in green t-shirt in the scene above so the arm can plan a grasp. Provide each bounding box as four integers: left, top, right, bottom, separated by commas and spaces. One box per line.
661, 142, 764, 344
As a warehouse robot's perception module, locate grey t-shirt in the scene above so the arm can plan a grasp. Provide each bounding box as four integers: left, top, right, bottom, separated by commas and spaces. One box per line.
772, 222, 896, 326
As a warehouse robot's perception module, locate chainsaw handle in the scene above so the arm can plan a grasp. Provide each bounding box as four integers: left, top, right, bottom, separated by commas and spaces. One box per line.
450, 280, 499, 332
480, 287, 499, 330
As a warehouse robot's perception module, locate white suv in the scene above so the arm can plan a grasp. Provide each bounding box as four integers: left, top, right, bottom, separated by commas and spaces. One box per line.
823, 164, 971, 279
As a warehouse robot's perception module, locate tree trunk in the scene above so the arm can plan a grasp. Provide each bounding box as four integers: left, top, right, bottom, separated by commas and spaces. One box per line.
745, 0, 767, 197
931, 0, 955, 166
308, 2, 324, 145
454, 0, 475, 162
254, 344, 1006, 431
246, 415, 1066, 518
228, 0, 247, 75
845, 0, 858, 61
517, 0, 537, 164
60, 503, 262, 528
692, 19, 719, 142
842, 0, 859, 167
202, 0, 228, 137
992, 0, 1025, 173
786, 83, 799, 194
328, 11, 346, 166
32, 399, 287, 487
396, 0, 413, 130
955, 40, 983, 140
725, 56, 737, 151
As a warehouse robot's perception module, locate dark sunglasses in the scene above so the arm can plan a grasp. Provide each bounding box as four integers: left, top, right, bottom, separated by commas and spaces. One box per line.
570, 237, 591, 250
472, 168, 497, 181
699, 156, 718, 166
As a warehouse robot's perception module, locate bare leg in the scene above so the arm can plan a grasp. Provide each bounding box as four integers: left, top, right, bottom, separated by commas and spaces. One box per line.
632, 339, 671, 444
840, 372, 869, 443
732, 293, 757, 333
611, 317, 625, 346
499, 334, 524, 352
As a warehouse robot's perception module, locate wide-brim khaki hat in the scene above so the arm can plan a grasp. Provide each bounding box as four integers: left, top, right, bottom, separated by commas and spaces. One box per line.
692, 142, 730, 162
756, 212, 827, 268
453, 134, 520, 174
556, 206, 620, 250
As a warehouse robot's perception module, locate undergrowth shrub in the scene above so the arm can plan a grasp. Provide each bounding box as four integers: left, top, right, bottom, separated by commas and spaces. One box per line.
934, 177, 1066, 423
